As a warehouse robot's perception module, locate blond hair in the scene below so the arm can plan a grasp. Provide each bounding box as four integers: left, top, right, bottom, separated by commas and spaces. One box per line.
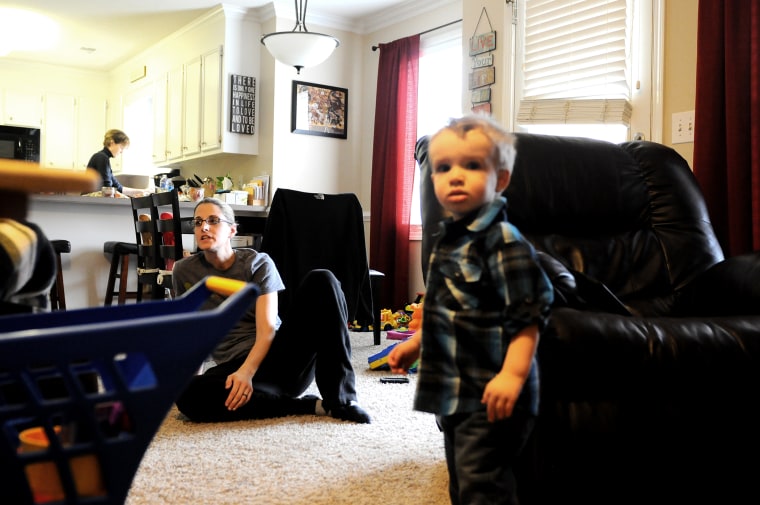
103, 129, 130, 148
431, 115, 516, 174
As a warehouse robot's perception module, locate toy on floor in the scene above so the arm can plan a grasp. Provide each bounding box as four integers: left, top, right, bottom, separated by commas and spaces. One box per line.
387, 329, 413, 340
405, 292, 424, 313
378, 308, 411, 331
388, 299, 423, 340
407, 300, 423, 331
368, 339, 418, 372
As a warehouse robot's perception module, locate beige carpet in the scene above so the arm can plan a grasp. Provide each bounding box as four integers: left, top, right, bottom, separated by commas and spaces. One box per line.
126, 331, 450, 505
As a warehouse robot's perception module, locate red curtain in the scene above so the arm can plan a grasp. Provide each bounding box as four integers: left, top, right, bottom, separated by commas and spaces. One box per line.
369, 35, 420, 310
693, 0, 760, 256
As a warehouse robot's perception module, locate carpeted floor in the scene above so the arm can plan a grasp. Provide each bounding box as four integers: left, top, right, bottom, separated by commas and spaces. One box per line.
126, 331, 450, 505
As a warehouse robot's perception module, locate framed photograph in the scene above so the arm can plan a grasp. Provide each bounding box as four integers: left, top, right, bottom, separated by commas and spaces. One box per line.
291, 81, 348, 139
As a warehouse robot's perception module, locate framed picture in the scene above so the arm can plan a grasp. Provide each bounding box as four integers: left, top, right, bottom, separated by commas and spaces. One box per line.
291, 81, 348, 139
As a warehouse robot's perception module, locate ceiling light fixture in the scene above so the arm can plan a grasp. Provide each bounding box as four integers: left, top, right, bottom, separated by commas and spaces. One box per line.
260, 0, 340, 74
0, 8, 59, 57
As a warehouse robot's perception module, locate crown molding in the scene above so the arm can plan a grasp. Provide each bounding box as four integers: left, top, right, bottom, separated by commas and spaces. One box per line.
356, 0, 460, 35
257, 0, 460, 35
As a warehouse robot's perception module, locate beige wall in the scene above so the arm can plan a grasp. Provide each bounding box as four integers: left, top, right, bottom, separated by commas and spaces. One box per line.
663, 0, 698, 167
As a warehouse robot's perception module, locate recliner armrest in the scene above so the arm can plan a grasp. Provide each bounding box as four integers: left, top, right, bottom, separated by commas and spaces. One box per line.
674, 251, 760, 316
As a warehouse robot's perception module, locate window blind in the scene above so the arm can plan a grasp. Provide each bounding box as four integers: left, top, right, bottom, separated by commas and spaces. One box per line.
518, 0, 632, 125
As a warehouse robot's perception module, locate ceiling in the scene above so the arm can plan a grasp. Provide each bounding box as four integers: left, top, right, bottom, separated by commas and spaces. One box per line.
0, 0, 414, 71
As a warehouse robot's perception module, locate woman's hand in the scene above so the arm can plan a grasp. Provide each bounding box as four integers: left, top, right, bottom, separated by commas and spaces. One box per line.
224, 368, 254, 411
222, 292, 278, 411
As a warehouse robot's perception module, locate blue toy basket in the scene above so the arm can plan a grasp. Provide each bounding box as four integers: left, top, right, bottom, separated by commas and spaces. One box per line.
0, 276, 258, 504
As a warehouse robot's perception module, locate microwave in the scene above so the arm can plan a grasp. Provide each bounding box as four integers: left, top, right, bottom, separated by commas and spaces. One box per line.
0, 125, 41, 162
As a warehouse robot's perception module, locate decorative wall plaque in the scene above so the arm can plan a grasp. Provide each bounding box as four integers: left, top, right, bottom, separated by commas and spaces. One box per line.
469, 31, 497, 56
229, 74, 256, 135
469, 67, 495, 89
469, 7, 495, 114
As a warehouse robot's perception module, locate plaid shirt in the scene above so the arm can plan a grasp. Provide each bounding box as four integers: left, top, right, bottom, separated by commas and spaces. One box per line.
415, 197, 553, 417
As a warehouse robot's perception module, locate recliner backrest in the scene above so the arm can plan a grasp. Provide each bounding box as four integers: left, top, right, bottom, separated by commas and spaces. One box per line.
417, 133, 724, 315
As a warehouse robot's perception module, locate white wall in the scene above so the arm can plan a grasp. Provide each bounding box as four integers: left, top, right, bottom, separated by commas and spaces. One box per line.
268, 24, 364, 197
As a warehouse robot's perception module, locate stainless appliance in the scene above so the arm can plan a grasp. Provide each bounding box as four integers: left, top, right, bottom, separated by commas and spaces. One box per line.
0, 125, 40, 162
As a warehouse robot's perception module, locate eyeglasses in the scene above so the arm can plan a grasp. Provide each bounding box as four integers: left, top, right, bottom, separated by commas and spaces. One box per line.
193, 216, 234, 227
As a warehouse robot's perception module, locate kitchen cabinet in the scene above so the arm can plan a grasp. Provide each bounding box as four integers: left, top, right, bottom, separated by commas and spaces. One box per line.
43, 93, 76, 168
165, 66, 183, 161
152, 46, 224, 164
42, 94, 106, 170
183, 56, 202, 157
76, 96, 107, 169
3, 89, 43, 127
201, 47, 222, 152
152, 75, 168, 164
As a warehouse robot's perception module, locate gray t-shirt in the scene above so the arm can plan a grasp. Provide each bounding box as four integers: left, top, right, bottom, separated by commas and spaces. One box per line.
172, 248, 286, 363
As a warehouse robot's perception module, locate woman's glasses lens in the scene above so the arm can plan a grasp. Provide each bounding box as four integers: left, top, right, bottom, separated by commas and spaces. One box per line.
193, 217, 225, 227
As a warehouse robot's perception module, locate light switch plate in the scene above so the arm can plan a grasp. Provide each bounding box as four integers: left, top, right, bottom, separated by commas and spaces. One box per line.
672, 110, 695, 144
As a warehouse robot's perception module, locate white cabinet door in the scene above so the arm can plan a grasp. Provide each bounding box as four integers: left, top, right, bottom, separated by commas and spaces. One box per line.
4, 89, 43, 127
152, 75, 168, 164
77, 96, 107, 170
43, 93, 76, 168
183, 56, 202, 157
201, 47, 222, 152
166, 66, 183, 161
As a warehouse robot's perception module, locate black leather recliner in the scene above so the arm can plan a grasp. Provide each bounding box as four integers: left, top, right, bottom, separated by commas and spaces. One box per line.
416, 133, 760, 505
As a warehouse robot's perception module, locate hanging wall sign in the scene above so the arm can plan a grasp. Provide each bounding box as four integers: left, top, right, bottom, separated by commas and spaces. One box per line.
472, 103, 491, 115
472, 53, 494, 69
469, 67, 495, 89
469, 7, 495, 114
229, 74, 256, 135
471, 88, 491, 104
469, 31, 496, 56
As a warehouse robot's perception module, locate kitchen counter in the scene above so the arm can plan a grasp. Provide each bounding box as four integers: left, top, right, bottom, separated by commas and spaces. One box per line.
27, 193, 268, 309
31, 193, 269, 217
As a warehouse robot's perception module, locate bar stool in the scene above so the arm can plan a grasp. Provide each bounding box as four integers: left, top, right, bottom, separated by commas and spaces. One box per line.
103, 241, 139, 305
49, 239, 71, 311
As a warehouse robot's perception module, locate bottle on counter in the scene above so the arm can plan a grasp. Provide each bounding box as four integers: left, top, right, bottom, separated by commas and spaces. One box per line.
158, 175, 174, 193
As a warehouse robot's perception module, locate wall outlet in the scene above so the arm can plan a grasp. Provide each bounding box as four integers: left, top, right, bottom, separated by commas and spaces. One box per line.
672, 110, 695, 144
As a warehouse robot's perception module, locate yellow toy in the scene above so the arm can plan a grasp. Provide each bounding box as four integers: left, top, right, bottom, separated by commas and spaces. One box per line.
379, 308, 412, 331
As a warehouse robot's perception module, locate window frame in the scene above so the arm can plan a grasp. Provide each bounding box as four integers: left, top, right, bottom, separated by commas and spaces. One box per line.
411, 22, 464, 239
512, 0, 662, 143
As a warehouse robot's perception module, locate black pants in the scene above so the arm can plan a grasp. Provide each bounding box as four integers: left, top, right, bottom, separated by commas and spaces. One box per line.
176, 269, 357, 422
440, 407, 535, 505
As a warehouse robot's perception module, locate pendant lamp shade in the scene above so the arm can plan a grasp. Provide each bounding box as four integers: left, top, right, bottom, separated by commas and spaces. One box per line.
260, 0, 340, 74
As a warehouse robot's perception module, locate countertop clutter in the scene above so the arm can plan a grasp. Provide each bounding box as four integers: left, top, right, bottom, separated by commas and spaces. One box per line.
102, 172, 271, 210
32, 192, 268, 217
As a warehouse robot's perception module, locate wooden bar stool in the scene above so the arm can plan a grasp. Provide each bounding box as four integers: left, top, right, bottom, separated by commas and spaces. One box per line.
103, 241, 139, 305
49, 239, 71, 311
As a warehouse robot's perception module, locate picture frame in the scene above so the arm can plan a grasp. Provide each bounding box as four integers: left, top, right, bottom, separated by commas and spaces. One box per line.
290, 81, 348, 139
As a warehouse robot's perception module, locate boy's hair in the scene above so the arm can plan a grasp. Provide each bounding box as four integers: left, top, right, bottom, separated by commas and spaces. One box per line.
433, 115, 517, 174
